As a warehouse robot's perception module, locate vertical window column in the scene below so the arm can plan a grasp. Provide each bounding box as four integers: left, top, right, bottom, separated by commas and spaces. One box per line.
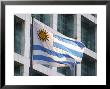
50, 14, 58, 30
73, 14, 82, 76
51, 14, 58, 72
23, 14, 31, 76
74, 14, 81, 41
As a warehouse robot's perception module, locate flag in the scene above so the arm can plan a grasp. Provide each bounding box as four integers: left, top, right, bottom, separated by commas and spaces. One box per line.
32, 18, 86, 67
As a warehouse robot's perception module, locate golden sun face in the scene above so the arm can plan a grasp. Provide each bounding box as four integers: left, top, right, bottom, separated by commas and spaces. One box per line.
37, 29, 49, 42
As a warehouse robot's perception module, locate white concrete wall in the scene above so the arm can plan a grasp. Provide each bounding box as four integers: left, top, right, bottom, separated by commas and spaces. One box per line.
14, 14, 31, 76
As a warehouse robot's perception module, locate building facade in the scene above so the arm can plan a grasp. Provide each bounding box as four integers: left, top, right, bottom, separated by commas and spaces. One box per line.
14, 14, 97, 76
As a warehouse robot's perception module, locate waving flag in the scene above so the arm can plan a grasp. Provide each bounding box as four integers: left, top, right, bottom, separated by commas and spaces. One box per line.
32, 18, 85, 67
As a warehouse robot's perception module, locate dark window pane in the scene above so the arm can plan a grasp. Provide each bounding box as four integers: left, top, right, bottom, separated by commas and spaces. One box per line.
81, 16, 96, 52
34, 14, 50, 26
57, 14, 74, 38
81, 54, 96, 76
57, 66, 71, 76
14, 16, 25, 55
14, 61, 23, 76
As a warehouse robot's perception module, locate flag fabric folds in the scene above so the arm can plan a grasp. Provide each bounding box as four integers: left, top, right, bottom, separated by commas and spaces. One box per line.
32, 18, 86, 66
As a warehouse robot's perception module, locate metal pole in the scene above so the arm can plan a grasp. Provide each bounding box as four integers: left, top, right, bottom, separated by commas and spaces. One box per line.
73, 62, 76, 76
74, 62, 76, 76
30, 14, 34, 76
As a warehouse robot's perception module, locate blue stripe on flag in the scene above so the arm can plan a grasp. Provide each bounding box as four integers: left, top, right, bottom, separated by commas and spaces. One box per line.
53, 42, 83, 58
54, 35, 85, 48
33, 55, 54, 62
33, 55, 74, 64
58, 61, 75, 65
33, 45, 72, 58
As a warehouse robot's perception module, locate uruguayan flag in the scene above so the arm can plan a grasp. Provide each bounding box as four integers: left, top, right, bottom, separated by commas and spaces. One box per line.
32, 19, 85, 66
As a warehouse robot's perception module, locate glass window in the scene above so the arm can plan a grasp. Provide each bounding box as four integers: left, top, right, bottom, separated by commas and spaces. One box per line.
81, 16, 96, 52
33, 14, 50, 26
30, 68, 47, 76
57, 14, 74, 38
14, 61, 23, 76
14, 16, 25, 55
57, 66, 72, 76
81, 54, 96, 76
57, 14, 75, 75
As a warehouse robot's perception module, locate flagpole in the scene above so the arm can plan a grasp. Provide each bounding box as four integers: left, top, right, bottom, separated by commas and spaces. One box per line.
30, 14, 34, 76
74, 62, 77, 76
74, 62, 76, 76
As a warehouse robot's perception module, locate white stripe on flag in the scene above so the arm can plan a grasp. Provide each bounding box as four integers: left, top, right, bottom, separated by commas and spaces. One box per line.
33, 50, 67, 62
53, 47, 82, 62
54, 37, 84, 53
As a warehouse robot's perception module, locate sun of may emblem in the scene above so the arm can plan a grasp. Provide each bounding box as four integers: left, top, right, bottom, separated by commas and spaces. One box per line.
37, 29, 49, 42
